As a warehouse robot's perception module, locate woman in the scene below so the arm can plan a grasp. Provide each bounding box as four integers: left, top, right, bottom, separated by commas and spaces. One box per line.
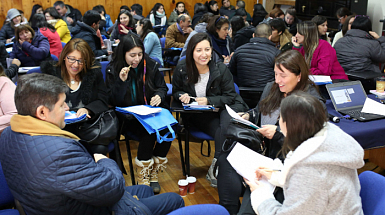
192, 3, 208, 29
260, 8, 284, 24
269, 18, 293, 52
252, 4, 267, 27
335, 16, 385, 74
230, 15, 255, 50
0, 66, 17, 135
284, 7, 301, 36
332, 15, 355, 47
172, 32, 248, 188
10, 25, 51, 67
336, 7, 352, 31
217, 50, 325, 214
0, 9, 22, 44
30, 14, 62, 58
93, 5, 114, 34
168, 2, 190, 26
292, 21, 348, 80
111, 10, 136, 41
205, 1, 219, 16
311, 15, 331, 43
246, 91, 364, 215
44, 7, 71, 43
106, 34, 169, 193
29, 4, 44, 22
149, 3, 167, 26
40, 38, 109, 154
206, 15, 233, 63
136, 18, 163, 66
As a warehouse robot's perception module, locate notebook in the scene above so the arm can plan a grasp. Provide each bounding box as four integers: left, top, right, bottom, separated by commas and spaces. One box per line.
326, 81, 385, 122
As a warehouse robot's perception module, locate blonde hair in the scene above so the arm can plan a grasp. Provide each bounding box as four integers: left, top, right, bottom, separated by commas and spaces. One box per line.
297, 21, 319, 67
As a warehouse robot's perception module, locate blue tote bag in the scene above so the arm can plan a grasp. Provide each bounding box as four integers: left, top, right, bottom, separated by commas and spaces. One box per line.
116, 106, 177, 143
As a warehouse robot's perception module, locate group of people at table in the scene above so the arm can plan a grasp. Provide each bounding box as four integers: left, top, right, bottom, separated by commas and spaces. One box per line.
0, 2, 384, 215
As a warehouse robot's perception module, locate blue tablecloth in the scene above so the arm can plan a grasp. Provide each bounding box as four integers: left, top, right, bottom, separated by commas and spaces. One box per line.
327, 94, 385, 150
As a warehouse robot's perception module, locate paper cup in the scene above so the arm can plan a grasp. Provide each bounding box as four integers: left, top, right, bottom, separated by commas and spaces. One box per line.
178, 179, 188, 197
187, 176, 197, 194
376, 77, 385, 93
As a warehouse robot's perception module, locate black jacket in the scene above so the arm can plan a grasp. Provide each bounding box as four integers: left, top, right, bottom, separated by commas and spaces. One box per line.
64, 4, 83, 27
229, 37, 280, 89
106, 55, 169, 108
232, 26, 255, 51
71, 22, 108, 57
0, 23, 14, 44
219, 6, 235, 18
172, 59, 248, 112
285, 18, 302, 36
192, 11, 206, 29
335, 29, 385, 73
41, 61, 109, 116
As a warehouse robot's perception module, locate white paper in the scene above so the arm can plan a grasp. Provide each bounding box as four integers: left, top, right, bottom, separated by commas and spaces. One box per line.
182, 101, 213, 109
120, 105, 161, 115
309, 75, 332, 83
65, 111, 78, 119
18, 66, 39, 73
347, 88, 354, 94
227, 143, 276, 192
331, 89, 352, 104
225, 104, 259, 129
361, 97, 385, 116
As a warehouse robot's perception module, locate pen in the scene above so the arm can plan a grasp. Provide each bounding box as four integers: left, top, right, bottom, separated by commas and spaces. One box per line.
261, 169, 281, 172
179, 94, 196, 101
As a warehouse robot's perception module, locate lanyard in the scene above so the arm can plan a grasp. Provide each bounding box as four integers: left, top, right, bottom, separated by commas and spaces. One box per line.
143, 59, 147, 105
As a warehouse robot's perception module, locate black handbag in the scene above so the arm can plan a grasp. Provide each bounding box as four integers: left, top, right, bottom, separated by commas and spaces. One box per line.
77, 109, 119, 146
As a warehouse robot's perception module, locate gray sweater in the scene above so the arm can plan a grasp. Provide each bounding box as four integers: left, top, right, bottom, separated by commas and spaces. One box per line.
252, 123, 364, 215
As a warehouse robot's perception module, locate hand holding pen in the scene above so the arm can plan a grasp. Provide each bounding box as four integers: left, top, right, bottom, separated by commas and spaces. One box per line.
119, 65, 131, 82
179, 93, 195, 104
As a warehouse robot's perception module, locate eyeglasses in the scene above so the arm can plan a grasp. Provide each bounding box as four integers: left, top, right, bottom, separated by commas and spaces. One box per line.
66, 56, 84, 65
338, 16, 343, 22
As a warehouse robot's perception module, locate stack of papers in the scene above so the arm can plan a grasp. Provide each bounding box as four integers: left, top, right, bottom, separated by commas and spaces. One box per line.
226, 105, 259, 129
18, 67, 39, 73
116, 105, 162, 115
183, 102, 214, 110
309, 75, 332, 85
64, 111, 87, 124
361, 97, 385, 116
370, 90, 385, 99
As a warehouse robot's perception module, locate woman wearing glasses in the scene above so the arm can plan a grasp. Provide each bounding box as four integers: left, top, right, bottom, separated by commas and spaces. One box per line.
334, 16, 385, 74
206, 15, 233, 64
41, 38, 109, 153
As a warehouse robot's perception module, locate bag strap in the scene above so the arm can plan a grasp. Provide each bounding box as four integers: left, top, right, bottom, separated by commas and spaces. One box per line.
155, 124, 175, 143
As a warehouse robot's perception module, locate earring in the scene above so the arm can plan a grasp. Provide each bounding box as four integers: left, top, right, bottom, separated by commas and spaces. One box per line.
298, 79, 300, 82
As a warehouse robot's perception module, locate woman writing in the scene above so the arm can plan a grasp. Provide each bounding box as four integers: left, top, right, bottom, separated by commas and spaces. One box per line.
0, 9, 22, 44
0, 66, 17, 135
168, 2, 190, 26
172, 33, 248, 188
136, 18, 163, 66
206, 15, 233, 63
217, 50, 325, 214
40, 38, 109, 154
44, 7, 71, 43
106, 34, 169, 194
292, 21, 348, 80
111, 10, 136, 42
246, 91, 364, 215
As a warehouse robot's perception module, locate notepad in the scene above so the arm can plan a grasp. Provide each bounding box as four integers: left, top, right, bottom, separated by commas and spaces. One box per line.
309, 75, 332, 85
226, 105, 259, 129
116, 105, 162, 115
182, 102, 214, 110
227, 143, 276, 192
64, 111, 87, 124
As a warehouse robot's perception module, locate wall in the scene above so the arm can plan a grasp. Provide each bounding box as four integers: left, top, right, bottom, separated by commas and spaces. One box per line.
367, 0, 385, 35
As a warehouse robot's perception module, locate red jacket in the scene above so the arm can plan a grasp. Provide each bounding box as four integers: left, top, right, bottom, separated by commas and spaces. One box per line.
39, 28, 63, 58
293, 39, 348, 80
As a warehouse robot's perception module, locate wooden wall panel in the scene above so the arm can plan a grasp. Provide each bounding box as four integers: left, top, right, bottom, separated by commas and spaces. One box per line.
0, 0, 275, 30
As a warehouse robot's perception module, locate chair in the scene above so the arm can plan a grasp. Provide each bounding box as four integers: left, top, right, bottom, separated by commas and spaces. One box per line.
167, 204, 230, 215
0, 163, 20, 215
51, 54, 59, 61
100, 61, 109, 82
26, 67, 41, 74
160, 37, 182, 82
238, 86, 264, 109
61, 42, 66, 48
359, 171, 385, 215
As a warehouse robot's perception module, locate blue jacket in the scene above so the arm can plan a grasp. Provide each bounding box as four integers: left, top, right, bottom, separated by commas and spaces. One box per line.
144, 32, 163, 66
104, 14, 114, 32
71, 22, 108, 57
10, 32, 51, 67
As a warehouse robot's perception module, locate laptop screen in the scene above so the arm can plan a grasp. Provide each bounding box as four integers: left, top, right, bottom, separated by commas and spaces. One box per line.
328, 82, 367, 109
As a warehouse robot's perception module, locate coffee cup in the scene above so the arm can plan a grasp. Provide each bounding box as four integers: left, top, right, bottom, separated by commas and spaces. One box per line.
178, 179, 188, 197
376, 77, 385, 93
187, 176, 197, 194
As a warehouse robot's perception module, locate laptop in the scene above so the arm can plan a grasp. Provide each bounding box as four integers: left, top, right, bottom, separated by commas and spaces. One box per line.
326, 81, 385, 122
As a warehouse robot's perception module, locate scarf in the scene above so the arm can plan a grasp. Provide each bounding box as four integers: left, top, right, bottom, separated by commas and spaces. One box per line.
176, 23, 185, 35
47, 19, 59, 27
208, 33, 229, 56
118, 23, 133, 35
10, 114, 80, 140
149, 12, 167, 26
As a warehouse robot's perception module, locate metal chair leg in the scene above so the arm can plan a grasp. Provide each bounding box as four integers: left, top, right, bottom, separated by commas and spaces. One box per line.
185, 129, 190, 176
178, 131, 186, 176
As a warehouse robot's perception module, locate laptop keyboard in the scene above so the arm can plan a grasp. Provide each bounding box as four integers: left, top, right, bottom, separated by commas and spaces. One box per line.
346, 109, 364, 117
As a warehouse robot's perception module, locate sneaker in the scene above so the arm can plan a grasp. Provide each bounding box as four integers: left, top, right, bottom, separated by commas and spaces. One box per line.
206, 158, 218, 187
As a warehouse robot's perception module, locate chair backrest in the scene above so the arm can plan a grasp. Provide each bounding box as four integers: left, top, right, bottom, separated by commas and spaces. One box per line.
0, 162, 15, 207
167, 204, 230, 215
26, 67, 42, 74
359, 171, 385, 215
61, 42, 66, 48
100, 61, 109, 82
160, 37, 166, 49
51, 54, 59, 61
234, 83, 240, 94
150, 57, 163, 68
179, 56, 186, 62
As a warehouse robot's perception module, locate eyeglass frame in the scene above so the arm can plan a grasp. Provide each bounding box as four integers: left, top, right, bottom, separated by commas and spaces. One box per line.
66, 56, 85, 65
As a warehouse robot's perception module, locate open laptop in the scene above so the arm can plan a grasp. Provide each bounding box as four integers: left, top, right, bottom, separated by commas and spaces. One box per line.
326, 81, 385, 122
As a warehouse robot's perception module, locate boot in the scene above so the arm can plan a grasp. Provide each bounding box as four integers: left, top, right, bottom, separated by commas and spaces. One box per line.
206, 158, 218, 188
135, 157, 154, 186
150, 156, 168, 194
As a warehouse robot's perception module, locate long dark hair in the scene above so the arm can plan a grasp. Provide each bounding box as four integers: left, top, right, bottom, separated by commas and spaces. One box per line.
259, 50, 315, 115
138, 18, 154, 41
194, 3, 208, 14
253, 4, 267, 17
230, 16, 245, 39
206, 15, 230, 38
44, 7, 62, 20
30, 14, 56, 33
29, 4, 43, 22
342, 15, 355, 36
280, 91, 327, 156
205, 0, 218, 15
185, 33, 213, 84
297, 21, 319, 67
175, 2, 188, 15
311, 15, 328, 40
151, 3, 165, 15
117, 10, 135, 28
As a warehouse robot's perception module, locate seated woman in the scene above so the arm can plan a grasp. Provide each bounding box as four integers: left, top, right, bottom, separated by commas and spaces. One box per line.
31, 14, 62, 58
111, 10, 136, 42
216, 50, 325, 214
0, 9, 22, 44
251, 4, 267, 27
246, 91, 364, 215
40, 38, 109, 154
172, 33, 248, 188
335, 16, 385, 74
284, 7, 301, 35
292, 21, 348, 80
205, 1, 219, 16
44, 7, 71, 43
106, 34, 169, 193
268, 18, 293, 52
192, 3, 208, 29
311, 15, 331, 43
206, 15, 233, 63
0, 66, 17, 135
136, 18, 164, 66
28, 4, 44, 22
10, 25, 50, 67
168, 2, 190, 26
260, 8, 284, 24
230, 15, 255, 50
332, 15, 355, 47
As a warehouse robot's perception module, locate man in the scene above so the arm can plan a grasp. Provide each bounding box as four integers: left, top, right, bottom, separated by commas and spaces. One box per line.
0, 73, 184, 215
131, 4, 144, 21
53, 1, 82, 31
228, 23, 280, 108
219, 0, 235, 19
71, 10, 111, 57
229, 0, 252, 23
165, 14, 192, 48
